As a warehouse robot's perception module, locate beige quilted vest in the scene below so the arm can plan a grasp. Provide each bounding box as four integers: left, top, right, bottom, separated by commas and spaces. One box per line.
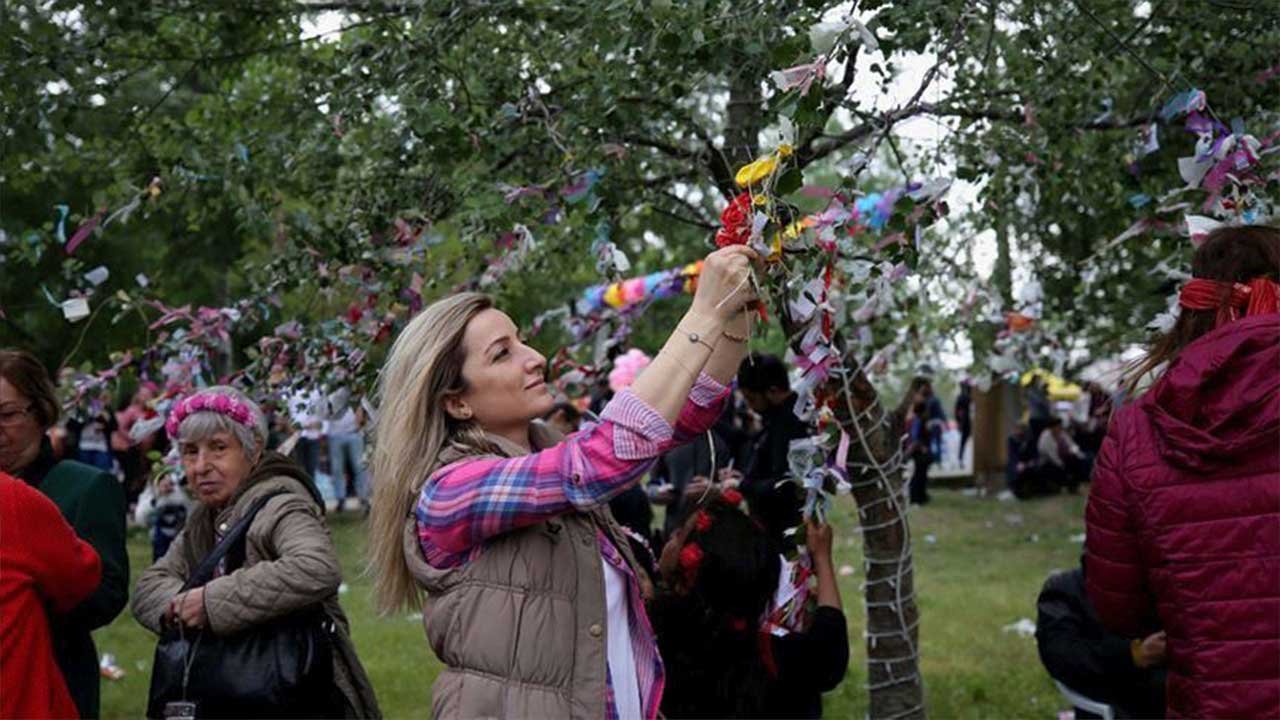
403, 423, 647, 720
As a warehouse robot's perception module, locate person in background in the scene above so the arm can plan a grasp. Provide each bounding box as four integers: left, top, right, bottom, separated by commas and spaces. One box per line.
898, 376, 935, 505
0, 471, 102, 720
1007, 422, 1048, 499
261, 397, 290, 451
131, 386, 380, 717
325, 387, 371, 512
906, 394, 932, 505
133, 470, 195, 561
925, 389, 946, 466
542, 401, 582, 437
0, 349, 129, 719
1072, 381, 1111, 460
288, 386, 325, 484
1037, 566, 1166, 719
653, 489, 848, 718
1086, 225, 1279, 718
112, 382, 162, 505
954, 380, 972, 466
1025, 375, 1052, 439
1037, 417, 1089, 493
66, 391, 118, 474
735, 353, 812, 549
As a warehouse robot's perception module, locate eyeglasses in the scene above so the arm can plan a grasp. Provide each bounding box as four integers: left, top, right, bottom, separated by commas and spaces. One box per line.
0, 404, 34, 428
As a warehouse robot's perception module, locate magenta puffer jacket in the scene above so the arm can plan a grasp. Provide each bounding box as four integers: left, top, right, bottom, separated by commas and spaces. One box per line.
1086, 314, 1279, 718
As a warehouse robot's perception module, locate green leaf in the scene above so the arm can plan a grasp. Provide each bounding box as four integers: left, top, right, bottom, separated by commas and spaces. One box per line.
775, 167, 804, 196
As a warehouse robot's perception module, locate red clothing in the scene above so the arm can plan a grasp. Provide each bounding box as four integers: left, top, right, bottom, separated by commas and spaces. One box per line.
1086, 314, 1280, 718
0, 472, 102, 719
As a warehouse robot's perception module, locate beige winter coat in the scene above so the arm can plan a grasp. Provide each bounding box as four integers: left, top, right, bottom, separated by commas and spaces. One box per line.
406, 423, 650, 720
131, 452, 380, 718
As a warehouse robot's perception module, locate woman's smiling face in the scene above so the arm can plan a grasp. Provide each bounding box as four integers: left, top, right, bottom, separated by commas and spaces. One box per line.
447, 308, 554, 438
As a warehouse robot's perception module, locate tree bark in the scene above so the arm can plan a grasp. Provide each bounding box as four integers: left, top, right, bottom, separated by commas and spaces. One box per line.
993, 219, 1013, 308
725, 65, 763, 169
771, 285, 926, 719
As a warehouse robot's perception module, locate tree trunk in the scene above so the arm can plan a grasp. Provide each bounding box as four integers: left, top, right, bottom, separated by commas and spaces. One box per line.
725, 65, 763, 168
833, 362, 925, 720
992, 219, 1013, 307
771, 284, 926, 719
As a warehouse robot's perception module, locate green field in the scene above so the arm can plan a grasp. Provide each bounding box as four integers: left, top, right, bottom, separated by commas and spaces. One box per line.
97, 489, 1086, 718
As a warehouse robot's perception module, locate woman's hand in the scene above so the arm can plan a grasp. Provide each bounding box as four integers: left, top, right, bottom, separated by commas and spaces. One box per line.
167, 588, 208, 629
690, 245, 760, 321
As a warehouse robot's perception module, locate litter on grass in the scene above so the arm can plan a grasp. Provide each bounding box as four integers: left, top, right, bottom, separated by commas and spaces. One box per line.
99, 653, 125, 680
1002, 618, 1037, 638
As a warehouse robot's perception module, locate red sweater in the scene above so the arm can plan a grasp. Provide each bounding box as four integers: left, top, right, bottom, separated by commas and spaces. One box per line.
0, 472, 102, 719
1086, 315, 1280, 718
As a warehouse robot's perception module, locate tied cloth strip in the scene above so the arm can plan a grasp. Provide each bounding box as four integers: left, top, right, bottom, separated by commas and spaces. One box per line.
1178, 276, 1279, 328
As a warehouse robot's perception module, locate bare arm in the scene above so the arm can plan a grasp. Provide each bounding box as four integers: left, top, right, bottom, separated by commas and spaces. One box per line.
806, 518, 842, 610
701, 310, 751, 385
630, 246, 758, 422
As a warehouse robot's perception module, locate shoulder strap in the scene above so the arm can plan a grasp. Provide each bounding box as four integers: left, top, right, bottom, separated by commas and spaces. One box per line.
182, 490, 288, 591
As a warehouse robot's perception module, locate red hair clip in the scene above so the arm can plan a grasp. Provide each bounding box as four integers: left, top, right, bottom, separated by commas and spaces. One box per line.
678, 542, 704, 586
721, 488, 744, 507
694, 510, 713, 532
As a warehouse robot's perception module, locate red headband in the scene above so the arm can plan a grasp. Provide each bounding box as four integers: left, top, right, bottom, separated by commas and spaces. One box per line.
1178, 277, 1280, 328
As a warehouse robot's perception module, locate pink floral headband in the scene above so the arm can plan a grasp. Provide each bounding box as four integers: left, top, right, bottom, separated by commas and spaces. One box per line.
166, 392, 256, 438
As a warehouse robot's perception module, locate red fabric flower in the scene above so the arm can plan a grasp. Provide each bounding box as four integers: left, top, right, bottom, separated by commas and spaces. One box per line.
345, 303, 364, 325
721, 488, 744, 506
678, 542, 704, 585
694, 510, 713, 533
715, 192, 753, 247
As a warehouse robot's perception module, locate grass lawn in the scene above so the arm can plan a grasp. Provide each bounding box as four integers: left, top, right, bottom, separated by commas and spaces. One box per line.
97, 488, 1086, 718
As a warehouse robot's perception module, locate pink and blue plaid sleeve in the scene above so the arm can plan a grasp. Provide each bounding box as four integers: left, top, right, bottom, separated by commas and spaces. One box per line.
416, 389, 673, 569
667, 372, 733, 449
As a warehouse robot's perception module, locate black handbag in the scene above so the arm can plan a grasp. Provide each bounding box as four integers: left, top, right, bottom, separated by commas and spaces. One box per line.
146, 491, 339, 719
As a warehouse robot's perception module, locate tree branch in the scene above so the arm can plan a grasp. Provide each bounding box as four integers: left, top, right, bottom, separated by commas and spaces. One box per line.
619, 133, 694, 160
655, 190, 716, 229
802, 5, 971, 167
649, 204, 717, 231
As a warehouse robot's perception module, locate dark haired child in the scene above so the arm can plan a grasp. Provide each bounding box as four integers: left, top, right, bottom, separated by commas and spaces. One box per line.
653, 489, 849, 718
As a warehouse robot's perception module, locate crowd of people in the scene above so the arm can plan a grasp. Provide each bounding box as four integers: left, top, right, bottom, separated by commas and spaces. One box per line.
0, 226, 1276, 719
1002, 376, 1115, 500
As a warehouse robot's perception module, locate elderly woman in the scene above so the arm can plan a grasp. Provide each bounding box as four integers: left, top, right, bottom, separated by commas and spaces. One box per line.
0, 349, 128, 718
368, 245, 758, 720
131, 386, 380, 718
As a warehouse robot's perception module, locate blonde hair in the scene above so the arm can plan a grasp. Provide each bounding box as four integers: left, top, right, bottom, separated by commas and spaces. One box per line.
368, 292, 497, 614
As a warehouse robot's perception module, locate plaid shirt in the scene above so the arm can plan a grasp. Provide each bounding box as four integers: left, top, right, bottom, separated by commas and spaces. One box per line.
416, 374, 729, 720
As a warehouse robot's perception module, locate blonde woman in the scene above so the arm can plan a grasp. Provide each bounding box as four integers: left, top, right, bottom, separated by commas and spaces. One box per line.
369, 245, 759, 720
